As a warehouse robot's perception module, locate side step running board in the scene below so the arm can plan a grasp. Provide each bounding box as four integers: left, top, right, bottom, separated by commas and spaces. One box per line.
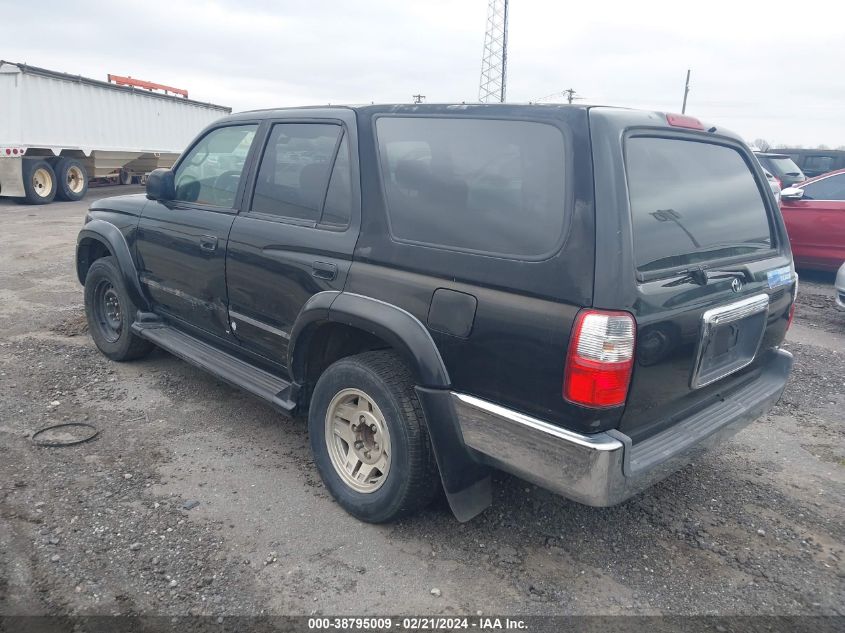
131, 322, 297, 413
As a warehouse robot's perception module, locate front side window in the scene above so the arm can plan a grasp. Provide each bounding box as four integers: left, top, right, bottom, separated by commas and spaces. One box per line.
174, 125, 258, 207
801, 173, 845, 200
626, 137, 772, 272
376, 117, 566, 258
251, 123, 342, 222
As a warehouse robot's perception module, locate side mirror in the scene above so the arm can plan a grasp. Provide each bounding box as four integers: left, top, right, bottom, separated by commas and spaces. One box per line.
780, 187, 804, 201
146, 168, 176, 201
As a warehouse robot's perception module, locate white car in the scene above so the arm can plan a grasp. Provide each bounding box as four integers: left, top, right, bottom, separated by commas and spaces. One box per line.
836, 261, 845, 310
763, 168, 781, 204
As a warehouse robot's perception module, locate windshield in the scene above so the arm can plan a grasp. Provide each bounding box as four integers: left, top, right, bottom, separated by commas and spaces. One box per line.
626, 137, 773, 272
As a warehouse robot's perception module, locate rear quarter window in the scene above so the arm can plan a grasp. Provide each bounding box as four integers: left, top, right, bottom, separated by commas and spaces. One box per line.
375, 117, 567, 258
626, 137, 773, 272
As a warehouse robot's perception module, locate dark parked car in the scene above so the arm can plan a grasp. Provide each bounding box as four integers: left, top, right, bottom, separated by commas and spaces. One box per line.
780, 168, 845, 271
773, 148, 845, 179
755, 152, 806, 188
76, 105, 796, 523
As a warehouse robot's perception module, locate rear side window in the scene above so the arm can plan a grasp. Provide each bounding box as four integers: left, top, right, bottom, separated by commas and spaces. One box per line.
626, 137, 772, 272
252, 123, 342, 222
376, 117, 566, 258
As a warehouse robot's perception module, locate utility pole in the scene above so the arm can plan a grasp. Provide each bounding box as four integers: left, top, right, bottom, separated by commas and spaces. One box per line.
478, 0, 509, 103
562, 88, 578, 104
681, 69, 691, 114
412, 94, 425, 104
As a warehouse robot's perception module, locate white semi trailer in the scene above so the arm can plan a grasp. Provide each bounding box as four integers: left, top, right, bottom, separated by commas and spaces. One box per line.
0, 61, 230, 204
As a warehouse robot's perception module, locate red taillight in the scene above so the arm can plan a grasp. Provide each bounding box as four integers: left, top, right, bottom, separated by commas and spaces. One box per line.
666, 113, 704, 130
563, 310, 636, 408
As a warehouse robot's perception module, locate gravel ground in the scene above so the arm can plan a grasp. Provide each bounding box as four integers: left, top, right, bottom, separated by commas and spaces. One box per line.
0, 189, 843, 623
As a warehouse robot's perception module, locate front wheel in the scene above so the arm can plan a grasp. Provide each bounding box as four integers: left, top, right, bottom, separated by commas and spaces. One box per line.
308, 350, 440, 523
83, 256, 153, 361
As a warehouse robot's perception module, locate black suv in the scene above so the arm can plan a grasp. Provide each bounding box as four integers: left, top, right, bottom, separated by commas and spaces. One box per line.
770, 148, 845, 179
754, 151, 806, 188
77, 105, 796, 523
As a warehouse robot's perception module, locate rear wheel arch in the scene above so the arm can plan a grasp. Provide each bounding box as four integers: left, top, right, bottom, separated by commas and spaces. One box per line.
288, 292, 451, 397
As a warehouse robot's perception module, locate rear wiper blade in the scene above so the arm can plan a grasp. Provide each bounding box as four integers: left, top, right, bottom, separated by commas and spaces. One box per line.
664, 265, 753, 287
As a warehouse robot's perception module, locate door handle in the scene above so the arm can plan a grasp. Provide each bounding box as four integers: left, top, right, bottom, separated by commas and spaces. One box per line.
312, 261, 338, 281
199, 235, 218, 252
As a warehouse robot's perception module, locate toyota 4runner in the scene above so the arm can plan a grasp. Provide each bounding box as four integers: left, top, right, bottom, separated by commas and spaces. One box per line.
76, 104, 796, 523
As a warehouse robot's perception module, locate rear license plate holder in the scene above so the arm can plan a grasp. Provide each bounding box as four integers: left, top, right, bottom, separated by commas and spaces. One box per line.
690, 293, 770, 389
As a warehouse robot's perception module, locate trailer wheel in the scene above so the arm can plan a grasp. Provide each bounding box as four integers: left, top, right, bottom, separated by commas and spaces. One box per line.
118, 168, 133, 185
55, 158, 89, 202
21, 159, 57, 205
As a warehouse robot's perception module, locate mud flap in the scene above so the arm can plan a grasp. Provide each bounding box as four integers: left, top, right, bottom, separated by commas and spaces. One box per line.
415, 386, 492, 522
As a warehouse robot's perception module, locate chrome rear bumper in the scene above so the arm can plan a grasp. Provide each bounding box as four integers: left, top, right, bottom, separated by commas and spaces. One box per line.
452, 348, 793, 507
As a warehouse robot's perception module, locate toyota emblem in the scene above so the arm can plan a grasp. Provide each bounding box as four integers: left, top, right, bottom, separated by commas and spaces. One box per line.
731, 277, 742, 293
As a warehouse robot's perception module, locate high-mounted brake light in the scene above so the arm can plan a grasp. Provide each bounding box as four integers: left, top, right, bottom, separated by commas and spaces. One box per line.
563, 310, 636, 408
666, 113, 704, 130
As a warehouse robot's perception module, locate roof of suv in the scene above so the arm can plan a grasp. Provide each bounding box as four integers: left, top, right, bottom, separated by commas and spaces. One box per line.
217, 103, 741, 145
226, 102, 594, 122
755, 152, 792, 158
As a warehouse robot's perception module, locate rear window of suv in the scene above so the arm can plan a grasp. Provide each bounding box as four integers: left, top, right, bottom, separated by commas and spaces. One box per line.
626, 137, 772, 272
375, 117, 566, 258
765, 155, 804, 178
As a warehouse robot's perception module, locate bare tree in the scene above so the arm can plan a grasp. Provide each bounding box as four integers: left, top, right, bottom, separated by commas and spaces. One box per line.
753, 138, 771, 151
817, 144, 830, 150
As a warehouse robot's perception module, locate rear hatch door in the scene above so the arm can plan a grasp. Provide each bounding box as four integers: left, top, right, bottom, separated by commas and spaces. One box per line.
589, 108, 795, 443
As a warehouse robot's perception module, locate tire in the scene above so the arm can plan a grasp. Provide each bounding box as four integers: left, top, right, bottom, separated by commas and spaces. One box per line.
21, 159, 57, 204
83, 256, 154, 362
309, 350, 440, 523
55, 157, 89, 202
118, 168, 133, 185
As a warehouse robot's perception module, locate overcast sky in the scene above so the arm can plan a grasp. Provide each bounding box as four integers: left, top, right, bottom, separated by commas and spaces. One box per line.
4, 0, 843, 148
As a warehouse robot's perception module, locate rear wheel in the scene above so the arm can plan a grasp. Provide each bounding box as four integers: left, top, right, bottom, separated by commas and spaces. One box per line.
55, 157, 88, 202
21, 159, 57, 204
84, 256, 153, 361
308, 350, 440, 523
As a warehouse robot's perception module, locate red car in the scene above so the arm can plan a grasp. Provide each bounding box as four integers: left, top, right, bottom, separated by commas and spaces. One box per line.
780, 168, 845, 271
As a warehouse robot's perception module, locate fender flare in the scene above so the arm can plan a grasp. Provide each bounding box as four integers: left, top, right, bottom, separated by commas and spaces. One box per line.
76, 220, 150, 312
288, 291, 450, 389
